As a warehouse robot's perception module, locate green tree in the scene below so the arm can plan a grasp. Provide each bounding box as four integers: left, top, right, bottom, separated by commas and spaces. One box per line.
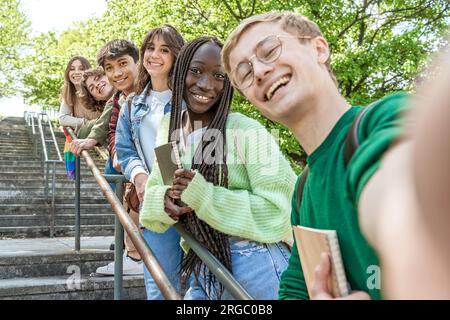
0, 0, 30, 97
21, 0, 449, 172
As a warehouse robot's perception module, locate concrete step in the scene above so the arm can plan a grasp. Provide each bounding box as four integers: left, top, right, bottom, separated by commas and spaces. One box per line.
0, 163, 100, 172
0, 189, 106, 199
0, 160, 44, 167
0, 144, 38, 149
0, 150, 37, 156
0, 214, 115, 227
0, 196, 109, 205
0, 175, 100, 185
0, 134, 30, 140
0, 130, 28, 138
0, 234, 145, 299
0, 250, 115, 279
0, 172, 100, 180
0, 179, 103, 188
0, 275, 145, 300
0, 203, 112, 215
2, 148, 62, 154
0, 154, 41, 159
0, 117, 26, 123
0, 225, 115, 238
0, 141, 33, 147
0, 142, 34, 147
0, 170, 99, 179
0, 154, 105, 163
0, 155, 41, 161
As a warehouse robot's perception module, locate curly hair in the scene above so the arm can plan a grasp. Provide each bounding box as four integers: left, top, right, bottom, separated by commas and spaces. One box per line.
77, 67, 110, 112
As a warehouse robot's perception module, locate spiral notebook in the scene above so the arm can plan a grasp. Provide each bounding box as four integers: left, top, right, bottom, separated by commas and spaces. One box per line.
293, 225, 350, 298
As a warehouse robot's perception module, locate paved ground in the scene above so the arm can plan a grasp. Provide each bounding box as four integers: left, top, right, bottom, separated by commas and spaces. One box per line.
0, 236, 114, 257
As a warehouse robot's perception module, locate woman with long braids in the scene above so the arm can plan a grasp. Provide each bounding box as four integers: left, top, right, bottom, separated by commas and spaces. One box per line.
140, 36, 296, 299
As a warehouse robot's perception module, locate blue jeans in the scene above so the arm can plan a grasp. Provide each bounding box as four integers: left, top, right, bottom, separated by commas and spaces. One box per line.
104, 158, 120, 191
142, 227, 183, 300
183, 238, 290, 300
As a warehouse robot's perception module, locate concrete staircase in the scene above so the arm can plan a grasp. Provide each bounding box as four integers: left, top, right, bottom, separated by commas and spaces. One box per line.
0, 116, 146, 299
0, 237, 146, 300
0, 116, 115, 238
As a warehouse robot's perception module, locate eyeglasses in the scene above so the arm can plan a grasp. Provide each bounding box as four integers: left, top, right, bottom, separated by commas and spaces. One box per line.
232, 34, 312, 90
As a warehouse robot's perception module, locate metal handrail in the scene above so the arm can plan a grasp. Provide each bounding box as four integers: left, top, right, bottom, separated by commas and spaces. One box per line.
40, 113, 63, 161
66, 127, 181, 300
24, 111, 64, 237
25, 111, 37, 135
174, 224, 253, 300
65, 126, 253, 300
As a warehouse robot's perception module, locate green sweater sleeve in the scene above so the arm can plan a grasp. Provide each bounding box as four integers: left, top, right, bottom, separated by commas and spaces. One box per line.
86, 101, 113, 146
76, 119, 97, 139
180, 114, 296, 244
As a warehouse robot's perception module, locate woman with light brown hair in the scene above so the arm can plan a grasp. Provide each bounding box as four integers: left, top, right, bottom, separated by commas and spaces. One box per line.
58, 56, 104, 137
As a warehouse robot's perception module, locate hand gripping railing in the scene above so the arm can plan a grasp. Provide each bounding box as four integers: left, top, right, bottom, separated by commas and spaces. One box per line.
65, 127, 181, 300
65, 127, 253, 300
24, 111, 63, 237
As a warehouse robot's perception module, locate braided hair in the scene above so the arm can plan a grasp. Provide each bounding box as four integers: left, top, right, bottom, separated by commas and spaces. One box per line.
168, 36, 234, 298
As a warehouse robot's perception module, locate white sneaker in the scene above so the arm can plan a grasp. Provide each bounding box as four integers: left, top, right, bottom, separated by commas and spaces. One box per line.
96, 253, 144, 276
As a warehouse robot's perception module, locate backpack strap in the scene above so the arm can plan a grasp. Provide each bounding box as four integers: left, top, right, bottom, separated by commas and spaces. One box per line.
295, 165, 309, 211
343, 103, 373, 167
296, 101, 379, 212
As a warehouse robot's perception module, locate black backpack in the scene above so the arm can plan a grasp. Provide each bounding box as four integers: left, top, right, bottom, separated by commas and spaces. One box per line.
295, 103, 376, 211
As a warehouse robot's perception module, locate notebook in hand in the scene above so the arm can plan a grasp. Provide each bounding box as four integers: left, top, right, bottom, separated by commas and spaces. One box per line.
154, 141, 183, 185
292, 225, 350, 298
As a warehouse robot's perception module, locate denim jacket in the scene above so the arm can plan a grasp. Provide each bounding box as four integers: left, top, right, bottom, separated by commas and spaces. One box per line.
116, 82, 172, 182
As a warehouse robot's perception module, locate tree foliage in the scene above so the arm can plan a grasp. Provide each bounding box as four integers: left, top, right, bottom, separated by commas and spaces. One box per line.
19, 0, 450, 172
0, 0, 30, 97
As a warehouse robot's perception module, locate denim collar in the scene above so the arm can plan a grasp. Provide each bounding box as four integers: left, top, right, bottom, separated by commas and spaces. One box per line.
135, 82, 173, 114
134, 82, 153, 107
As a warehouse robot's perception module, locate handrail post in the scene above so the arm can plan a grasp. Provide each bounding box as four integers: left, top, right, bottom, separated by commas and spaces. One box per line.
114, 180, 124, 300
25, 112, 65, 239
43, 156, 48, 200
45, 162, 50, 203
34, 132, 38, 158
50, 162, 56, 237
75, 155, 81, 251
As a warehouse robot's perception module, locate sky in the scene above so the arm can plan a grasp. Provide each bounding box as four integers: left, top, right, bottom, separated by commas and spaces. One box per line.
0, 0, 107, 118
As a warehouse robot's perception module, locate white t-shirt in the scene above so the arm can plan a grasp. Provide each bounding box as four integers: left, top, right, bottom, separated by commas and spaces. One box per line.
132, 90, 172, 183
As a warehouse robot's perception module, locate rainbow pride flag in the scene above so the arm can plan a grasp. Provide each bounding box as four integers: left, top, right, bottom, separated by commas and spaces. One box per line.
62, 128, 76, 180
